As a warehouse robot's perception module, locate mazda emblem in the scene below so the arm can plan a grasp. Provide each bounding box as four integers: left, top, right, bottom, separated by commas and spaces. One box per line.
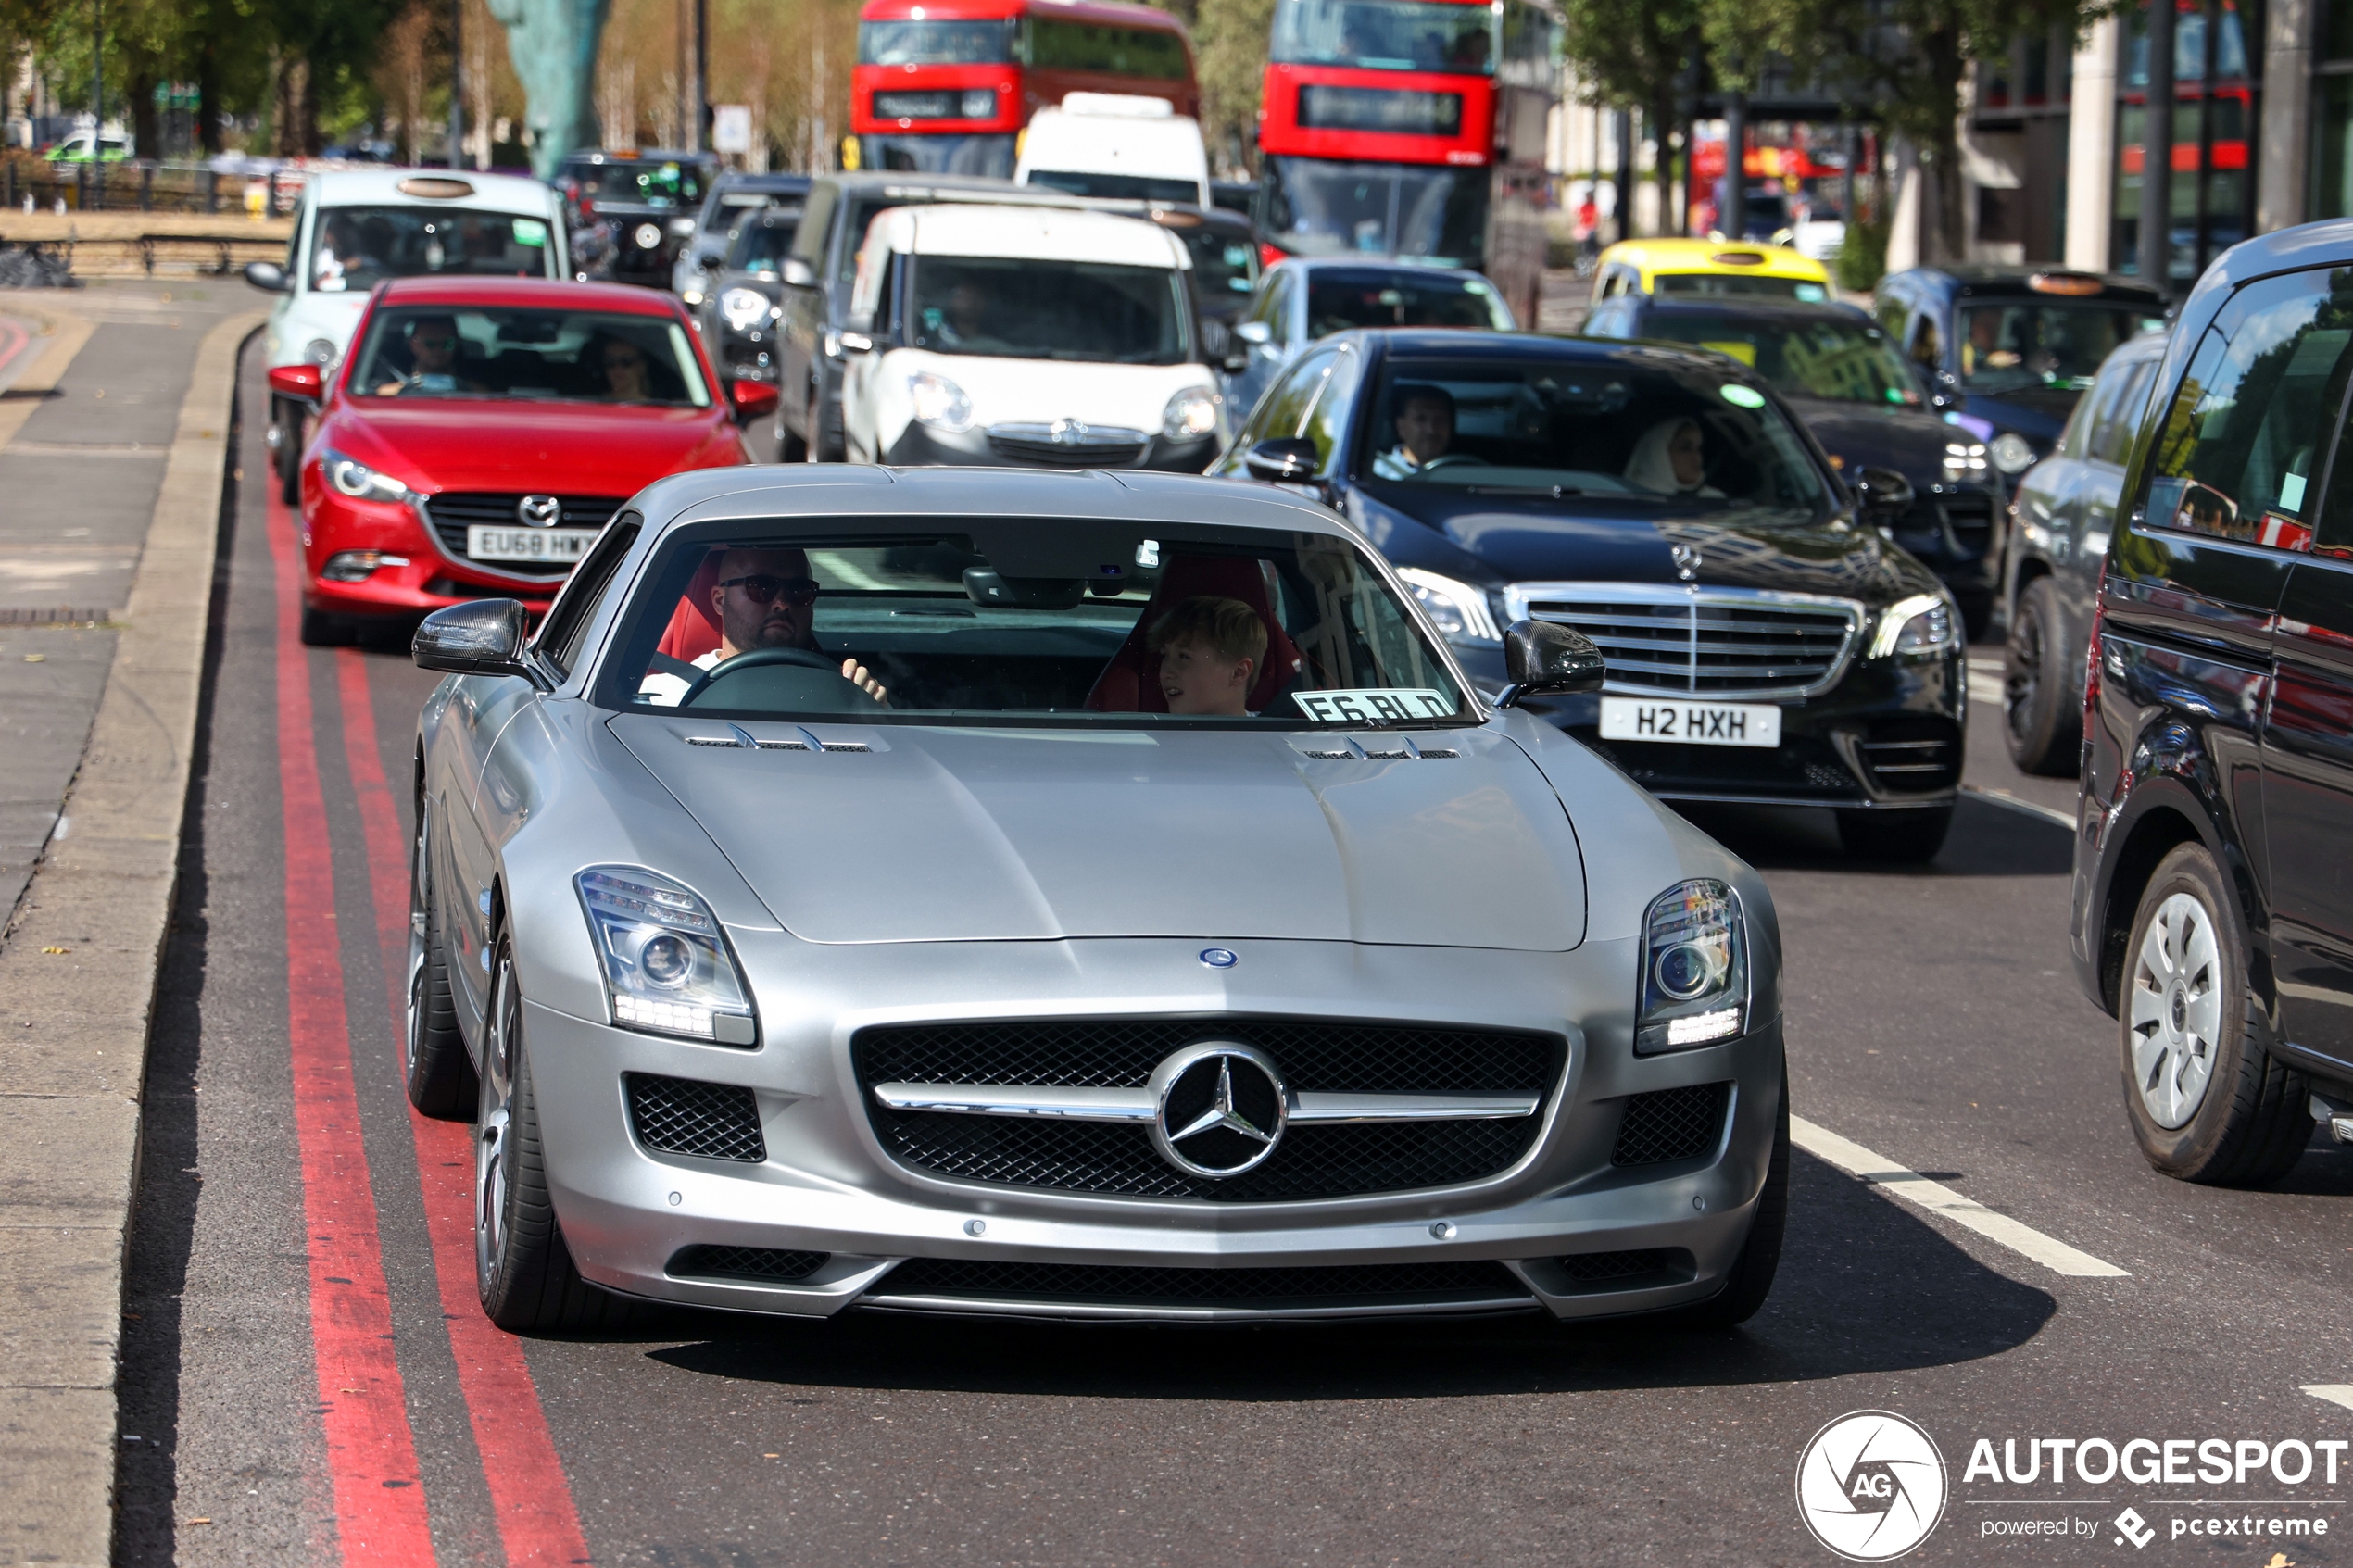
517, 494, 561, 527
1148, 1041, 1287, 1178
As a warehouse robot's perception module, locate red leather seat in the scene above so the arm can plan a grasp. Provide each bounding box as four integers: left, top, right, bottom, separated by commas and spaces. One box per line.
1084, 554, 1303, 713
655, 548, 727, 663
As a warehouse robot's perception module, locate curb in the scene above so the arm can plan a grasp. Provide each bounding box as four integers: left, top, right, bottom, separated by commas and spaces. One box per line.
0, 308, 262, 1568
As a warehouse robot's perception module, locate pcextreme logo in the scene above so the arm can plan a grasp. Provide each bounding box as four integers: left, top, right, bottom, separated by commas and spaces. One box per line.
1795, 1411, 1951, 1561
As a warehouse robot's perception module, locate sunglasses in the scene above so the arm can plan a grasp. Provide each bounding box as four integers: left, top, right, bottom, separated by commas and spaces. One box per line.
718, 573, 821, 607
605, 353, 645, 370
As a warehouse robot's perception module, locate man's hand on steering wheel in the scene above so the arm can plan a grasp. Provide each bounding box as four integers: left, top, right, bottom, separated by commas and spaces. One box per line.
839, 658, 887, 704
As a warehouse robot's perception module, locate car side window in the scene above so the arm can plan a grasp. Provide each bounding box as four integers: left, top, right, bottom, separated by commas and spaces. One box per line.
1268, 276, 1297, 345
2094, 360, 2158, 467
1245, 272, 1283, 327
1874, 295, 1907, 337
535, 514, 642, 680
1907, 312, 1943, 373
1242, 345, 1339, 449
788, 184, 834, 272
2145, 269, 2353, 550
1301, 348, 1363, 473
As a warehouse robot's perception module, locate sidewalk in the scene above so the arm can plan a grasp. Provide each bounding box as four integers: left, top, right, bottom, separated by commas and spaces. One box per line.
0, 279, 259, 1567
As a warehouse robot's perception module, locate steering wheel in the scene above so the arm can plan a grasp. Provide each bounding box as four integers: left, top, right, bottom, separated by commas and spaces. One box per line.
1419, 453, 1490, 470
677, 645, 842, 708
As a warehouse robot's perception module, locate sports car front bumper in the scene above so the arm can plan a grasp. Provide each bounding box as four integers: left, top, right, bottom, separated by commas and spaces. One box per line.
522, 934, 1785, 1323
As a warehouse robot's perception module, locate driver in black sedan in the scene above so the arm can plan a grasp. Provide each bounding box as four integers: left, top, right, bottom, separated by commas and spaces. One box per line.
1371, 384, 1463, 479
637, 546, 888, 706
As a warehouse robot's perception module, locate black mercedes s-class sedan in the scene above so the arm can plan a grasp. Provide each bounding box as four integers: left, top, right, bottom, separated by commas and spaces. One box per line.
1211, 330, 1967, 860
1582, 295, 2007, 638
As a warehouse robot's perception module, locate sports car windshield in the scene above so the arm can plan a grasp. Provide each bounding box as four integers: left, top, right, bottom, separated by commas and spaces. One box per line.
1357, 357, 1834, 521
599, 525, 1471, 726
348, 306, 713, 406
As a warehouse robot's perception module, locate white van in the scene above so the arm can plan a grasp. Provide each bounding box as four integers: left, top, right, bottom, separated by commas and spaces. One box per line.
837, 202, 1225, 470
245, 169, 570, 499
1014, 94, 1212, 207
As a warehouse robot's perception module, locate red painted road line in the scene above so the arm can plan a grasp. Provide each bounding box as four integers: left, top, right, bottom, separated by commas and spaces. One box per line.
335, 649, 598, 1568
0, 317, 30, 383
267, 497, 438, 1562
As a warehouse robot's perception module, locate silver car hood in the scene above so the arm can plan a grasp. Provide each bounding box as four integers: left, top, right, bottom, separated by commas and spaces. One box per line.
610, 715, 1587, 949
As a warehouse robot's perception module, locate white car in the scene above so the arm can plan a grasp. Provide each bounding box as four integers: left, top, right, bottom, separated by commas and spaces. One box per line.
838, 203, 1227, 471
1015, 94, 1212, 207
244, 169, 571, 500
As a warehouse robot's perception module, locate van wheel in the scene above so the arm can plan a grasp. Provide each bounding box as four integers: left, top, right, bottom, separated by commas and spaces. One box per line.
2120, 844, 2310, 1185
1836, 805, 1953, 863
2003, 577, 2080, 776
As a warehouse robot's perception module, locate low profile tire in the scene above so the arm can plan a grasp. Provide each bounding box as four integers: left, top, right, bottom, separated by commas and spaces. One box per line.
402, 814, 475, 1118
1670, 1067, 1788, 1330
2003, 577, 2080, 776
2120, 844, 2311, 1185
475, 933, 633, 1332
1837, 804, 1953, 863
299, 606, 359, 646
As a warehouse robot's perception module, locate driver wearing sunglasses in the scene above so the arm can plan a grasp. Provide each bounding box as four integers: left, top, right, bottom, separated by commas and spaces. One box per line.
375, 314, 483, 396
637, 546, 888, 707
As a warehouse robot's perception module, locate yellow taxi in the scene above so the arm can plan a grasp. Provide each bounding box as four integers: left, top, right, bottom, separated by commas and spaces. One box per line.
1589, 238, 1832, 305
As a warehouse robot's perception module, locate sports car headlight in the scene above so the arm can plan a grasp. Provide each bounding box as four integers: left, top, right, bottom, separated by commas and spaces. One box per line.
719, 286, 771, 333
1394, 568, 1501, 642
1636, 880, 1747, 1053
575, 867, 757, 1045
1868, 592, 1958, 659
1162, 384, 1221, 442
1990, 432, 2036, 474
907, 370, 973, 432
322, 448, 421, 504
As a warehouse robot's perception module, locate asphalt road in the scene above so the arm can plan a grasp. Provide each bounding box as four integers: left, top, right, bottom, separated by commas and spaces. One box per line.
114, 340, 2353, 1567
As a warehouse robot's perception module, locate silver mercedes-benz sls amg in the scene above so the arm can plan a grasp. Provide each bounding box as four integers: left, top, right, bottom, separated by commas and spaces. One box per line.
404, 465, 1788, 1332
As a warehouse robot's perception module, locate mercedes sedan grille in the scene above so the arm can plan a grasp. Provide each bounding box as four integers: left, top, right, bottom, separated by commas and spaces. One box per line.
1503, 583, 1863, 700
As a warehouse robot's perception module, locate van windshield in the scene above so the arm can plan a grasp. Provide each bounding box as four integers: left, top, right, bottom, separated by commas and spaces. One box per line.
910, 256, 1190, 363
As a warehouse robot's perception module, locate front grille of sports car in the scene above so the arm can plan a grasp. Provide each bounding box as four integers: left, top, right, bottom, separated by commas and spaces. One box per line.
421, 493, 625, 577
1506, 583, 1862, 700
1612, 1083, 1731, 1167
626, 1073, 766, 1162
854, 1018, 1564, 1202
986, 423, 1151, 468
667, 1245, 828, 1282
870, 1259, 1532, 1309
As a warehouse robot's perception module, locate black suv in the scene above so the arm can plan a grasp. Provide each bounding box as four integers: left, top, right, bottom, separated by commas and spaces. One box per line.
1873, 266, 2167, 482
560, 150, 719, 284
773, 173, 1077, 461
2074, 220, 2353, 1185
1584, 295, 2007, 637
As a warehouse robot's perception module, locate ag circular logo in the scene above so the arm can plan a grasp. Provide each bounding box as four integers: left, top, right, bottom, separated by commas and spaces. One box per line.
1794, 1411, 1947, 1561
1148, 1041, 1286, 1178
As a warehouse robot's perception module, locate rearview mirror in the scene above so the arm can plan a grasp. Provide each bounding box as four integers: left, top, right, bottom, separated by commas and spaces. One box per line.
267, 362, 323, 406
243, 260, 288, 293
963, 568, 1084, 609
729, 379, 781, 420
413, 599, 543, 685
1498, 619, 1605, 706
1850, 465, 1917, 523
1243, 437, 1318, 483
781, 257, 817, 288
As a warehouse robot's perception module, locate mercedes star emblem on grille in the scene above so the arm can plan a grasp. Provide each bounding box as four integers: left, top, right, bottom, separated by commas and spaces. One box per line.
1148, 1042, 1287, 1177
1049, 418, 1088, 445
516, 494, 562, 527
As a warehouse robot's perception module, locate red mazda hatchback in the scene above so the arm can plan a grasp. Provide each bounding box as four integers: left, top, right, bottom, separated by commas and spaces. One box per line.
271, 276, 775, 644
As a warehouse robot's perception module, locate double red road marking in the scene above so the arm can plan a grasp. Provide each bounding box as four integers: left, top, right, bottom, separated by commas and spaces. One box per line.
268, 490, 591, 1565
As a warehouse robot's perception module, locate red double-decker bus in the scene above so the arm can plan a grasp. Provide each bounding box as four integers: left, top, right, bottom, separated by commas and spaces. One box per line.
1254, 0, 1554, 323
850, 0, 1200, 179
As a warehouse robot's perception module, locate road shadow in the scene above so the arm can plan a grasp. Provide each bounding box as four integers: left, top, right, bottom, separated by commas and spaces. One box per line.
1675, 792, 2072, 879
624, 1147, 2056, 1401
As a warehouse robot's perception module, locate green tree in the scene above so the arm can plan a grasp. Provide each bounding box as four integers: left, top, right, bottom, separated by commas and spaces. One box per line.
1559, 0, 1704, 233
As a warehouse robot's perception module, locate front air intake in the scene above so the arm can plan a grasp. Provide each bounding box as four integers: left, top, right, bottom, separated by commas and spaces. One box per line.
1612, 1083, 1731, 1166
626, 1073, 766, 1162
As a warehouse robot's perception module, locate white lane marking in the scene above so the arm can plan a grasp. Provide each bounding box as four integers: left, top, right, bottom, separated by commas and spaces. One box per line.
2304, 1386, 2353, 1411
1791, 1115, 2130, 1278
1967, 671, 2006, 704
1961, 784, 2077, 831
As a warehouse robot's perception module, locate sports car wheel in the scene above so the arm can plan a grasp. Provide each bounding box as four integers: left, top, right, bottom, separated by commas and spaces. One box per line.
401, 812, 474, 1118
2120, 845, 2310, 1185
1667, 1066, 1787, 1329
2003, 577, 2079, 776
474, 933, 628, 1331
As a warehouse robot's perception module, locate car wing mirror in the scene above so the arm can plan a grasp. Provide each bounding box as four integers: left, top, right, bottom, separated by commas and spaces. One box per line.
1850, 464, 1917, 525
1498, 619, 1605, 707
781, 257, 817, 288
243, 259, 289, 293
267, 362, 323, 407
1243, 437, 1319, 483
413, 599, 546, 687
729, 379, 781, 420
1234, 320, 1273, 346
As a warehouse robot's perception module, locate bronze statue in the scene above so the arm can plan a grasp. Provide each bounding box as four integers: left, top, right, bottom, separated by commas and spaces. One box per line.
488, 0, 611, 177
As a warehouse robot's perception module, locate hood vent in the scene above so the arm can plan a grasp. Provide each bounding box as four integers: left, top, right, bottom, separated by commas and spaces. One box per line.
1295, 737, 1461, 762
683, 724, 874, 753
